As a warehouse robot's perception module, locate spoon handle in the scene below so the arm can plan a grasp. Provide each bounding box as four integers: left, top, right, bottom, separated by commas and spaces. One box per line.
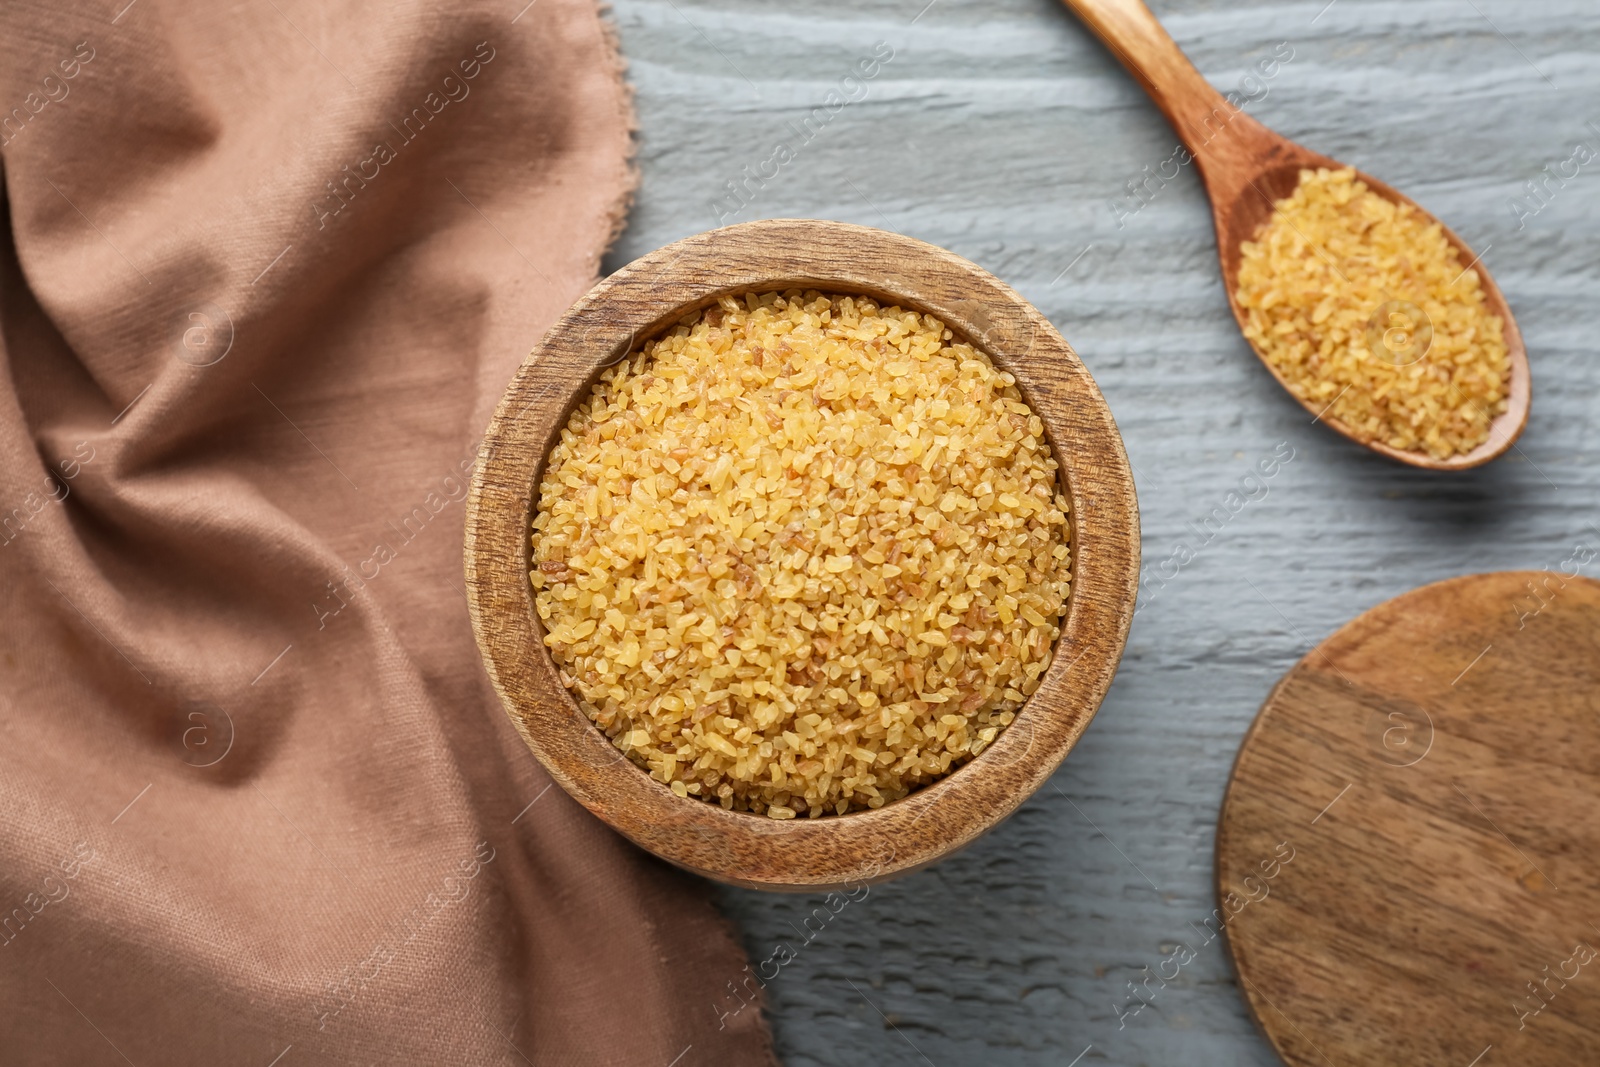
1059, 0, 1271, 171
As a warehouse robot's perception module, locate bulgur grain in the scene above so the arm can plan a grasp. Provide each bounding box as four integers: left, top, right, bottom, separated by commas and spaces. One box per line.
530, 291, 1071, 818
1236, 167, 1509, 459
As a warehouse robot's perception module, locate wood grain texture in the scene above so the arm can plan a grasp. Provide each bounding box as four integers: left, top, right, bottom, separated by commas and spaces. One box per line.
603, 0, 1600, 1062
465, 219, 1139, 890
1059, 0, 1530, 470
1218, 571, 1600, 1065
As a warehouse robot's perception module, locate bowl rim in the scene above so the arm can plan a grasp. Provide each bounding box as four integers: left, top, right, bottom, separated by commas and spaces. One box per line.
464, 218, 1139, 891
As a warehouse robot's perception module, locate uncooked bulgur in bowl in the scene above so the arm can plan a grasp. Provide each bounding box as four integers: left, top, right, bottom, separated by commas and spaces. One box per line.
465, 220, 1138, 891
534, 292, 1073, 819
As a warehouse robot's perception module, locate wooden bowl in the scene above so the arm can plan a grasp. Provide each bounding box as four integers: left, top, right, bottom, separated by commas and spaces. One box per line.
464, 219, 1139, 891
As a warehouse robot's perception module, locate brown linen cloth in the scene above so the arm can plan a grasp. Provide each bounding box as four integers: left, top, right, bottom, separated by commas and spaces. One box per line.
0, 2, 777, 1064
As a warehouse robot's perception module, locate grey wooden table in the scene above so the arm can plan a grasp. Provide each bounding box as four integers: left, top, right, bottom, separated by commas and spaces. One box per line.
604, 1, 1600, 1063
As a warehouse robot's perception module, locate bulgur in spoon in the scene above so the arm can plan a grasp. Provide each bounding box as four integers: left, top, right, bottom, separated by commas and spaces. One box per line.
1061, 0, 1529, 469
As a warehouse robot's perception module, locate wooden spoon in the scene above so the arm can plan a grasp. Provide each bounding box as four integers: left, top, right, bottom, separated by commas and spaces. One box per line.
1060, 0, 1530, 470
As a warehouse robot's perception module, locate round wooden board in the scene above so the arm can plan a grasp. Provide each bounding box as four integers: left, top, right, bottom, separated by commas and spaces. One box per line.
1217, 570, 1600, 1066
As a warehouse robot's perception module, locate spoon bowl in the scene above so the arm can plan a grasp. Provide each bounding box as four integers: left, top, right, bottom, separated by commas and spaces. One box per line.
1062, 0, 1530, 470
